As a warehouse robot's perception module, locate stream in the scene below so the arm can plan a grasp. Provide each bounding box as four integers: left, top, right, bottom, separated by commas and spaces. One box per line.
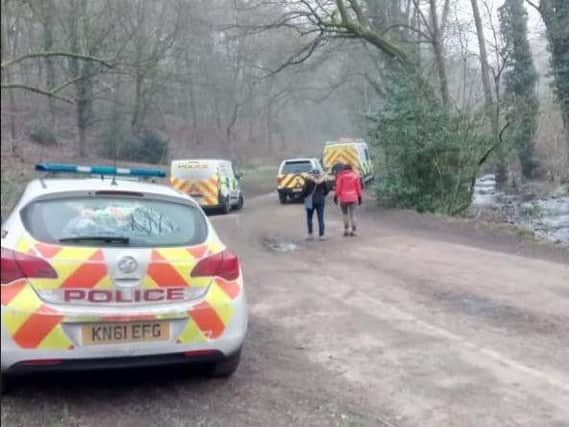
471, 174, 569, 246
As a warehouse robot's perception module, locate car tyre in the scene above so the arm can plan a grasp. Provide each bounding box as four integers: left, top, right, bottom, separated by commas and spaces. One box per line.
208, 349, 241, 378
1, 374, 9, 395
279, 193, 287, 204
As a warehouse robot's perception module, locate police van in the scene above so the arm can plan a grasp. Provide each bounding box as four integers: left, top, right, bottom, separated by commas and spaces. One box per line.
170, 159, 243, 214
322, 138, 374, 186
276, 158, 323, 204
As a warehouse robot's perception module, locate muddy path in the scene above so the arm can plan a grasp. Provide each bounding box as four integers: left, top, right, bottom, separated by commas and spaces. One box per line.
2, 194, 568, 427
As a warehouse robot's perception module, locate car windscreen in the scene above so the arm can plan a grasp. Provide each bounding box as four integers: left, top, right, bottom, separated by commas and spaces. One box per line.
21, 196, 208, 247
281, 161, 312, 174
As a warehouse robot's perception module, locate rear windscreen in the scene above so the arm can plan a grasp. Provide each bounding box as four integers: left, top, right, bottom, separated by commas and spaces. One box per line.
21, 196, 208, 247
281, 161, 312, 174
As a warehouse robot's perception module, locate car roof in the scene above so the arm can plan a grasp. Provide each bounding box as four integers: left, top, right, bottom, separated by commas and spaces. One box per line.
20, 178, 186, 204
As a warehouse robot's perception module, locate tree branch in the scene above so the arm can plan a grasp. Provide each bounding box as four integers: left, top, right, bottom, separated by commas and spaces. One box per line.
525, 0, 542, 15
1, 51, 113, 70
1, 84, 74, 103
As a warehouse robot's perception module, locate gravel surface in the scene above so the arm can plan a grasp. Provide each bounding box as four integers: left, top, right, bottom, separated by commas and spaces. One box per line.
2, 193, 568, 426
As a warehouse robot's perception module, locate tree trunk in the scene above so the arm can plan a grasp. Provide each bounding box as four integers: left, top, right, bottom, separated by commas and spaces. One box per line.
266, 99, 273, 156
470, 0, 493, 108
2, 7, 18, 144
42, 0, 57, 124
429, 0, 449, 106
471, 0, 503, 183
131, 70, 145, 132
69, 0, 92, 158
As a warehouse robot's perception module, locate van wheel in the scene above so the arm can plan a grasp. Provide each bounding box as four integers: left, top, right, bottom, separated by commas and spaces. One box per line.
279, 193, 287, 204
235, 194, 244, 210
222, 197, 231, 214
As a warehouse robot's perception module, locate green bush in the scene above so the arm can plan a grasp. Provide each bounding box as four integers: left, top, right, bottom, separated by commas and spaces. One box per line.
117, 129, 169, 164
371, 78, 495, 215
29, 120, 57, 146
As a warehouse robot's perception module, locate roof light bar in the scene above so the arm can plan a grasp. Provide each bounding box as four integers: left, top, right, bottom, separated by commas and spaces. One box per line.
35, 163, 166, 178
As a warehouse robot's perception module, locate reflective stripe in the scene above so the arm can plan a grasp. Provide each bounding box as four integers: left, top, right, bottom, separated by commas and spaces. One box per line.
4, 237, 241, 348
1, 280, 72, 350
170, 176, 220, 206
277, 174, 305, 190
324, 147, 361, 174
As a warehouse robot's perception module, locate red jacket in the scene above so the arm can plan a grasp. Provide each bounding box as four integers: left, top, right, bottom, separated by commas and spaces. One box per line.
335, 170, 362, 203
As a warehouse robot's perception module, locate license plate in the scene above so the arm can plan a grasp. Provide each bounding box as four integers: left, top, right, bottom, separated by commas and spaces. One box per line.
82, 321, 169, 345
293, 188, 302, 192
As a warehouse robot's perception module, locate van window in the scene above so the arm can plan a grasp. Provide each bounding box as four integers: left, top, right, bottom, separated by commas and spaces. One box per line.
364, 148, 370, 161
281, 161, 313, 174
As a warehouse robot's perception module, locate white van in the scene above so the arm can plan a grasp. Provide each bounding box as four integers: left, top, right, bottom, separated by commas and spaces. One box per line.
170, 159, 243, 213
322, 138, 374, 186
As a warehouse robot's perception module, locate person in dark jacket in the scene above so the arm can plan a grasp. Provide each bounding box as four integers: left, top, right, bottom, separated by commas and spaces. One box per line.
302, 169, 330, 240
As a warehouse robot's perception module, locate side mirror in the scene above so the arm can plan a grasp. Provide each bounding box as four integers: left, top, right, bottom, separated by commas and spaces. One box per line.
235, 172, 243, 180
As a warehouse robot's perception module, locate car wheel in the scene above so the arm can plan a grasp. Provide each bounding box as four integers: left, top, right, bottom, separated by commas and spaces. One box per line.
235, 194, 244, 210
279, 193, 287, 204
208, 349, 241, 378
1, 374, 9, 395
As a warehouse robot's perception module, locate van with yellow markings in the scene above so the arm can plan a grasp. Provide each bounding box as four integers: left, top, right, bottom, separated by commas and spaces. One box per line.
170, 159, 243, 214
277, 158, 323, 204
322, 138, 374, 187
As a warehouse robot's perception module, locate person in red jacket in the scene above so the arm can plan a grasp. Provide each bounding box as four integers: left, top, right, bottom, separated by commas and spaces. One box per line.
334, 164, 362, 236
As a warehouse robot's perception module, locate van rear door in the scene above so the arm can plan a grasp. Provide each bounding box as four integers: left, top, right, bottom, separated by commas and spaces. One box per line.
170, 160, 220, 207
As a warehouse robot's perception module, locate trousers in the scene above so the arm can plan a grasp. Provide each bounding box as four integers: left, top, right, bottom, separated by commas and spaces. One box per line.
306, 203, 325, 236
340, 202, 357, 231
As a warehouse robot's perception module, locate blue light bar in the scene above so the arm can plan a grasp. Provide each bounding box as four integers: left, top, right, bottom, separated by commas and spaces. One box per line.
35, 163, 166, 178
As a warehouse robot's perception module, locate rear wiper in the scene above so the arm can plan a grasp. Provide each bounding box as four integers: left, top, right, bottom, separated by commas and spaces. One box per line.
59, 236, 130, 244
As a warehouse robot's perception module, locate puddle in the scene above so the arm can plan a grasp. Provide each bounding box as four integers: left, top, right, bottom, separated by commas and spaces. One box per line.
262, 236, 299, 253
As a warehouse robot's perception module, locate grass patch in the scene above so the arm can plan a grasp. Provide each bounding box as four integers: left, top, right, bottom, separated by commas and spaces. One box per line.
239, 165, 278, 197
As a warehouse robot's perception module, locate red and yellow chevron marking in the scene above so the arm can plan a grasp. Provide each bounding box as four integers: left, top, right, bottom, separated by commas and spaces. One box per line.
176, 276, 241, 343
142, 245, 210, 289
1, 279, 72, 350
170, 176, 220, 206
323, 146, 361, 174
277, 173, 306, 190
16, 238, 112, 291
3, 236, 241, 348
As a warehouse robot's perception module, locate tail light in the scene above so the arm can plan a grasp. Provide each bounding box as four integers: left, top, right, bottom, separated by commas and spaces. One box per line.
277, 176, 282, 184
1, 247, 57, 285
190, 249, 240, 281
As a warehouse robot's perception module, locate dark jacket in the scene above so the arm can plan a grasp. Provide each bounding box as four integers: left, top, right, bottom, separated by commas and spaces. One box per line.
302, 179, 330, 206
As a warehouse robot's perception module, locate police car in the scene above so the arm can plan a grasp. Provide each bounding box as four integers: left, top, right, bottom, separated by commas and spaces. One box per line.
0, 163, 248, 392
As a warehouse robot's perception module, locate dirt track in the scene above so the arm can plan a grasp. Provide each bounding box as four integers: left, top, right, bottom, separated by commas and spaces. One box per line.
2, 194, 568, 427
